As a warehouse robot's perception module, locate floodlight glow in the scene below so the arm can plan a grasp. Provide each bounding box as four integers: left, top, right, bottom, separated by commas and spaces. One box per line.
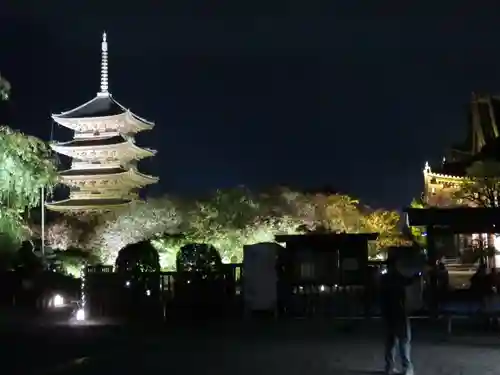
53, 294, 64, 307
75, 308, 85, 321
146, 289, 151, 296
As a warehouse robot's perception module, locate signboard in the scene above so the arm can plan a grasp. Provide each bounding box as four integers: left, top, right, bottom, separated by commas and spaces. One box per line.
243, 243, 280, 312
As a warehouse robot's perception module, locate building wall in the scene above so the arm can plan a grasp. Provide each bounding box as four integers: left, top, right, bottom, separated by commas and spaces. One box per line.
423, 173, 466, 207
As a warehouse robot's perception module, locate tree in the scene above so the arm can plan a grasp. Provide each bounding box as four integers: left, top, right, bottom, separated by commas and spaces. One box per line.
181, 187, 305, 263
0, 76, 58, 249
454, 160, 500, 207
361, 208, 409, 257
94, 197, 181, 265
44, 218, 85, 250
407, 198, 427, 248
315, 194, 362, 232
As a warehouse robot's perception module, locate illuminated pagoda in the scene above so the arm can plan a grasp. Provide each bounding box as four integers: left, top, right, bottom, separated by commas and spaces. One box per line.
45, 32, 158, 214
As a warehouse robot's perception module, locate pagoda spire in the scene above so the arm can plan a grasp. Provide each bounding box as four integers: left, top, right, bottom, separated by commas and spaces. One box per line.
99, 31, 109, 96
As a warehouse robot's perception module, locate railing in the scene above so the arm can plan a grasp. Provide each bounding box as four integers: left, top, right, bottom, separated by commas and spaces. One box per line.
84, 264, 244, 320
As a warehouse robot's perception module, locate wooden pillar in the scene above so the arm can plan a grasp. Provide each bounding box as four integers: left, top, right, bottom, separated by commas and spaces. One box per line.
427, 225, 437, 265
426, 225, 439, 317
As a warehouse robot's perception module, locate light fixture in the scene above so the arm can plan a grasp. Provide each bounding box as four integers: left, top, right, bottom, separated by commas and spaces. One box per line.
53, 294, 64, 308
75, 308, 85, 321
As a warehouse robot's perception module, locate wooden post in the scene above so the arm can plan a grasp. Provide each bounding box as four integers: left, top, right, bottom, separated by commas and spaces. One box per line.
427, 225, 439, 318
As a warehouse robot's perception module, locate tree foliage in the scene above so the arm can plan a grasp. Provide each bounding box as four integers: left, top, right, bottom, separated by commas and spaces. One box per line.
454, 160, 500, 207
361, 209, 408, 256
0, 76, 58, 248
408, 198, 427, 248
91, 197, 181, 264
41, 187, 406, 269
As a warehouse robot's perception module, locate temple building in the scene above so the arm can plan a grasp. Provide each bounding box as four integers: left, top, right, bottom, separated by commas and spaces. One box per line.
45, 33, 158, 214
423, 93, 500, 207
422, 93, 500, 264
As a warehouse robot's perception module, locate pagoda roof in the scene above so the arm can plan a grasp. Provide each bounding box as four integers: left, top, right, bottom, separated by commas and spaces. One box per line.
56, 135, 126, 148
54, 94, 125, 118
45, 197, 132, 212
52, 93, 153, 124
60, 167, 126, 176
58, 166, 159, 186
51, 135, 156, 162
52, 93, 154, 127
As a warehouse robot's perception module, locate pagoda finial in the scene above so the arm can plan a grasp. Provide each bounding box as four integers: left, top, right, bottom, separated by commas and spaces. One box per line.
99, 31, 109, 95
423, 161, 431, 175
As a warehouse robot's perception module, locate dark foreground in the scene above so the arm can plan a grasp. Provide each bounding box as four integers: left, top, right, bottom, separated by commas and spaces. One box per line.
5, 317, 500, 375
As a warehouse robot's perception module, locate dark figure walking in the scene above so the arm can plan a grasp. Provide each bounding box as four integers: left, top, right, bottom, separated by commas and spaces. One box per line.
380, 259, 418, 375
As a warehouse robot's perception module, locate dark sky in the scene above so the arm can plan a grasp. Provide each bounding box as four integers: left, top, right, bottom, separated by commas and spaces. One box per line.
2, 2, 500, 209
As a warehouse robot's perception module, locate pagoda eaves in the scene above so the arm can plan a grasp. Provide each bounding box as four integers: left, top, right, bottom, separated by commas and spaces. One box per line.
52, 94, 154, 134
59, 166, 158, 189
50, 134, 156, 163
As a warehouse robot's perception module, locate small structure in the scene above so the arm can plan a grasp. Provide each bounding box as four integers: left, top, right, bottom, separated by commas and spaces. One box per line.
45, 32, 158, 214
275, 233, 378, 286
405, 207, 500, 267
274, 233, 378, 317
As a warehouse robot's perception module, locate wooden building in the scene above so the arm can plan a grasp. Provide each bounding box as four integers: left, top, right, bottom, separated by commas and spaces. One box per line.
421, 93, 500, 264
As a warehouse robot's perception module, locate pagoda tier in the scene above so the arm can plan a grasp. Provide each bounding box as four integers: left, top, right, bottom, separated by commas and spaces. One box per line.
45, 198, 133, 213
50, 134, 156, 163
45, 32, 158, 214
52, 94, 154, 135
59, 166, 158, 190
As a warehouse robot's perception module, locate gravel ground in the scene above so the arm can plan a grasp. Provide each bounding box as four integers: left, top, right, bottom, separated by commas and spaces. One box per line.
4, 318, 500, 375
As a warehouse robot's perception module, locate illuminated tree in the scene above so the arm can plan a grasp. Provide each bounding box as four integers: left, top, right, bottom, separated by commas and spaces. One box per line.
89, 186, 409, 268
149, 187, 303, 267
313, 194, 362, 232
180, 187, 262, 262
44, 218, 87, 250
454, 160, 500, 207
407, 198, 427, 247
95, 197, 181, 264
0, 76, 58, 249
361, 208, 409, 257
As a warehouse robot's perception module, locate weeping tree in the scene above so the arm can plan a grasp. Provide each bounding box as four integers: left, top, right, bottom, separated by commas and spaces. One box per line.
0, 76, 58, 251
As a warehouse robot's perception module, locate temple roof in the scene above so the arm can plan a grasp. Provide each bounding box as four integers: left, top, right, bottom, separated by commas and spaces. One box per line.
430, 160, 471, 177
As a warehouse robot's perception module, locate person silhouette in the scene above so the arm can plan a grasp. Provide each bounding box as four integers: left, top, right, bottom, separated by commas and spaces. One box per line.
380, 257, 418, 375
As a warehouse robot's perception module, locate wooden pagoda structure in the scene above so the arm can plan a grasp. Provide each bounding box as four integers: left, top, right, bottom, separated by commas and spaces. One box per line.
45, 33, 158, 214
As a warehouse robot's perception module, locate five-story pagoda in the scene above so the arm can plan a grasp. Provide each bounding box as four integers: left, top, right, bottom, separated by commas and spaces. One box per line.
45, 33, 158, 214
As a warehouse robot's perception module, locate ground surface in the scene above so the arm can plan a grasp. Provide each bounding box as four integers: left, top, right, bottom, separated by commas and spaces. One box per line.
4, 317, 500, 375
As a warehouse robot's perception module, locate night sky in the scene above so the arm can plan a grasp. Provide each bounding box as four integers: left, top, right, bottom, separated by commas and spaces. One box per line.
2, 2, 500, 209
